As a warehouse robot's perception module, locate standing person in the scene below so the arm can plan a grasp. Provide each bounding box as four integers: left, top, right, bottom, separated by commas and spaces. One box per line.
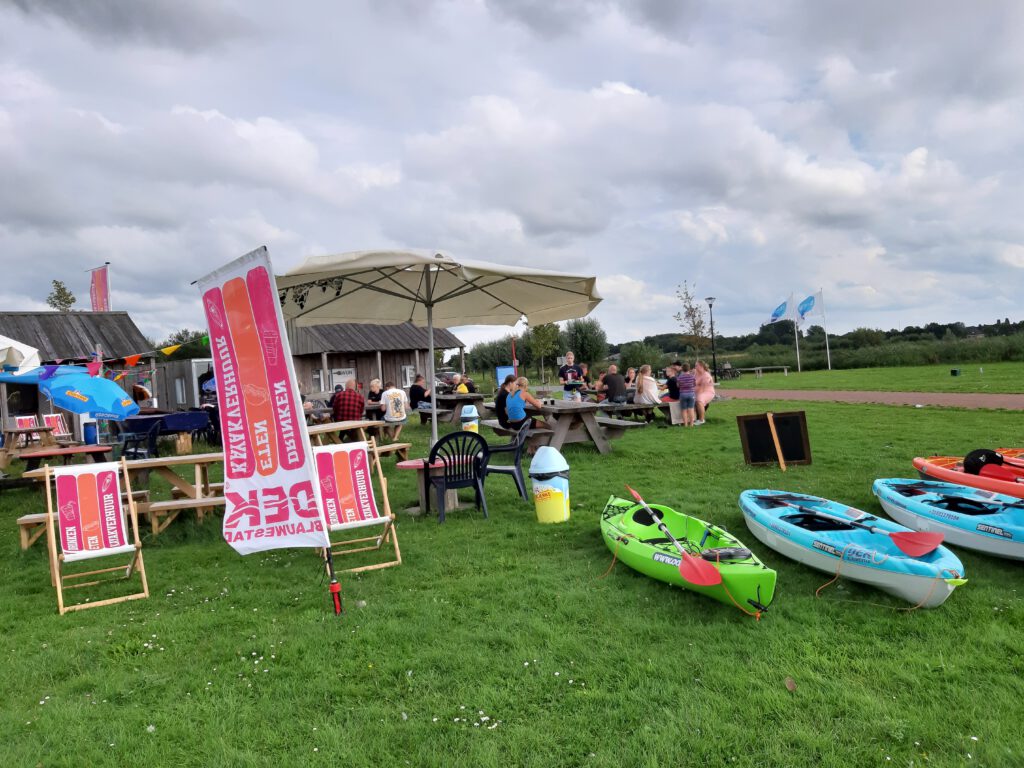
494, 374, 517, 428
676, 363, 697, 427
557, 351, 585, 401
694, 360, 716, 426
381, 381, 409, 441
601, 364, 629, 404
409, 374, 431, 410
661, 362, 681, 402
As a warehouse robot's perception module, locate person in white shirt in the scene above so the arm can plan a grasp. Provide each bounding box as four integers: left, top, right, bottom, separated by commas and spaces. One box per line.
380, 381, 410, 440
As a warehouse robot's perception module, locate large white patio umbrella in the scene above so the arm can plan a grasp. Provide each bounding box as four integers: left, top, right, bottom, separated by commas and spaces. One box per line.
276, 250, 602, 444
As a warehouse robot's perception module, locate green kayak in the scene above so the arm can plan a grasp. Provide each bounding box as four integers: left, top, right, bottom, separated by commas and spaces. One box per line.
601, 495, 776, 616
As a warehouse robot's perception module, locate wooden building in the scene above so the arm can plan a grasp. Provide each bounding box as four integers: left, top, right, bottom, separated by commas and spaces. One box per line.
287, 322, 465, 393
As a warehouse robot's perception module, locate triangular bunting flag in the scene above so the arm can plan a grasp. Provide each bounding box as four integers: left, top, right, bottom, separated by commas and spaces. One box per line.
86, 361, 101, 377
40, 365, 59, 381
125, 354, 141, 367
160, 344, 181, 356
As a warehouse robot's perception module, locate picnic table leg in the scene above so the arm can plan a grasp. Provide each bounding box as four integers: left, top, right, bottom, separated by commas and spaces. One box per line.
546, 413, 574, 453
580, 412, 612, 455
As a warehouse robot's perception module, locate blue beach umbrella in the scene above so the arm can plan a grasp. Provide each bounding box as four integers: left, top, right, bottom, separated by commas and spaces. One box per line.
39, 372, 140, 420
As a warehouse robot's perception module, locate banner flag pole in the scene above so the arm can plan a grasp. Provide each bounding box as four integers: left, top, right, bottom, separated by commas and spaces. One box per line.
793, 321, 801, 373
820, 287, 832, 371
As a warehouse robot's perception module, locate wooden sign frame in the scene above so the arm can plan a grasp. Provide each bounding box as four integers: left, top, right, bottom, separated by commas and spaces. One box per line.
737, 411, 812, 467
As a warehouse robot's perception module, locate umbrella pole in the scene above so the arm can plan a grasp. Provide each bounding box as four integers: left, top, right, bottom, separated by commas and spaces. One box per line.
428, 303, 438, 447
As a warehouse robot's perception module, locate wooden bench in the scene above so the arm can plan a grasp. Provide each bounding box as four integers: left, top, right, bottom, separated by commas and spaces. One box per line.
375, 442, 411, 461
17, 491, 151, 550
481, 420, 555, 451
597, 403, 657, 421
419, 409, 453, 425
595, 416, 647, 440
139, 496, 226, 536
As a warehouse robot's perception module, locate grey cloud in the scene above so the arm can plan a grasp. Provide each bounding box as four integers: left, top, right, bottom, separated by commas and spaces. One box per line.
8, 0, 254, 51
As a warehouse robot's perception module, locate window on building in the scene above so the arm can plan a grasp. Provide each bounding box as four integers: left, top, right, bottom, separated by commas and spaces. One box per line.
401, 365, 415, 388
174, 376, 187, 405
312, 369, 324, 392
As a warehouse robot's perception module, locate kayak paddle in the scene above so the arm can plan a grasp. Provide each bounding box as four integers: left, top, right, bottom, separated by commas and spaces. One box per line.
760, 495, 945, 557
626, 485, 722, 586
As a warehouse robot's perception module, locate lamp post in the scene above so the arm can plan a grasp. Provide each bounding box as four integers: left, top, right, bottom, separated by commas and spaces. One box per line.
705, 296, 718, 383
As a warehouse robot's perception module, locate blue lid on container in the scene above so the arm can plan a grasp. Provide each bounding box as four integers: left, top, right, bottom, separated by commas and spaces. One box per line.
530, 445, 569, 479
461, 404, 479, 419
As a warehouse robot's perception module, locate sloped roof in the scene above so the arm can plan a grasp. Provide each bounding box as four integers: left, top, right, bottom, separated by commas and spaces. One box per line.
288, 322, 464, 356
0, 312, 152, 362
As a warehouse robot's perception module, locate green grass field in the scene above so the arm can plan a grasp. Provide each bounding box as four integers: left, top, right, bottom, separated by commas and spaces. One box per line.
717, 361, 1024, 394
3, 401, 1023, 767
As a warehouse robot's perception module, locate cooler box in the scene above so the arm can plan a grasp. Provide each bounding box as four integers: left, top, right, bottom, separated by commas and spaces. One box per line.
529, 446, 570, 524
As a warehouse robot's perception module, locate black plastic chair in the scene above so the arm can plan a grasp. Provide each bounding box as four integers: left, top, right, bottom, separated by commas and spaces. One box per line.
484, 422, 531, 501
424, 431, 490, 523
118, 421, 161, 460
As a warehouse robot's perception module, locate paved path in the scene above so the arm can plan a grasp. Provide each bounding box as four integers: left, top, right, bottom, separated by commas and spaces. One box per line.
720, 389, 1024, 410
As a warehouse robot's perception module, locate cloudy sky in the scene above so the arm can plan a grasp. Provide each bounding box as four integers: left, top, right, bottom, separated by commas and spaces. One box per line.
2, 0, 1023, 350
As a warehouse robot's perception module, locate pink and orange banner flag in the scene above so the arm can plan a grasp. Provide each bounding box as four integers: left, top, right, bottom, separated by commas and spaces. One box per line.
89, 265, 110, 312
197, 247, 329, 555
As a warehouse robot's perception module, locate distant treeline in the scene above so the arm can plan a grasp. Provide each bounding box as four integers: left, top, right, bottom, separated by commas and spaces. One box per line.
463, 317, 1024, 382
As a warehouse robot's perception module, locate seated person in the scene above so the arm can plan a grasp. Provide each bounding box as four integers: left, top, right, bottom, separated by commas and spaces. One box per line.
623, 367, 637, 387
327, 384, 344, 409
633, 364, 661, 420
381, 381, 410, 441
451, 373, 469, 394
463, 376, 477, 394
366, 378, 384, 420
660, 362, 681, 402
506, 377, 549, 432
409, 374, 432, 410
494, 374, 517, 428
331, 379, 366, 424
579, 363, 592, 387
601, 364, 629, 404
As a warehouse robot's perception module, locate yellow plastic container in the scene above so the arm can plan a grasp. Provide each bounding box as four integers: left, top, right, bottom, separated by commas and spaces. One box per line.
530, 446, 570, 524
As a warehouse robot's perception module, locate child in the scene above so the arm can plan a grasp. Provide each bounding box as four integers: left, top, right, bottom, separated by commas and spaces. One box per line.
675, 363, 697, 427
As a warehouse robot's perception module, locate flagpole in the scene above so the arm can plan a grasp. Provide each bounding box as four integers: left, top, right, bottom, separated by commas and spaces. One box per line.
820, 287, 832, 371
793, 321, 801, 373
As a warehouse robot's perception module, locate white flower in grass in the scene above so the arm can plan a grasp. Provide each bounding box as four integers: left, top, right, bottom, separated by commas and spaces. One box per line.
146, 724, 156, 733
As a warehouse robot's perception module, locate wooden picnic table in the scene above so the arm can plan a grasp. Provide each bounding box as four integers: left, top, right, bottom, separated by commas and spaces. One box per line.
0, 425, 57, 469
596, 401, 657, 421
432, 393, 486, 424
25, 451, 227, 535
20, 444, 113, 471
307, 419, 383, 445
482, 400, 643, 455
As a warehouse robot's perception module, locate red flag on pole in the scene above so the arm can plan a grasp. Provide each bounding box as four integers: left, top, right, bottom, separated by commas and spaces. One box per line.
89, 265, 110, 312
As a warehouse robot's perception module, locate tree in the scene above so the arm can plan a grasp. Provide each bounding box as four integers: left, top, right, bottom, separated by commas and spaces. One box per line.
47, 280, 76, 312
560, 318, 608, 367
619, 341, 664, 372
528, 323, 560, 382
674, 282, 709, 351
160, 328, 210, 360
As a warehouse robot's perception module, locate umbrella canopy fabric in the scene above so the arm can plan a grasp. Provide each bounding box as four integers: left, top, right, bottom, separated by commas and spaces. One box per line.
40, 372, 140, 420
0, 334, 41, 373
276, 249, 601, 444
276, 250, 601, 329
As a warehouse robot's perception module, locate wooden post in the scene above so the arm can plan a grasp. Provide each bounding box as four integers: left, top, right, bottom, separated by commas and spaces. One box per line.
766, 412, 787, 472
460, 346, 465, 375
376, 350, 383, 381
414, 349, 420, 375
320, 352, 329, 390
149, 357, 158, 408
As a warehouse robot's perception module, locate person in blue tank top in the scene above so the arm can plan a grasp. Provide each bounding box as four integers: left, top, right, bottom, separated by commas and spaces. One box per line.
507, 376, 549, 431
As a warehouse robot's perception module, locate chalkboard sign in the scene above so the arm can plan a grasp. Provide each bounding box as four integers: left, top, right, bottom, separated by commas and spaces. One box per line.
737, 411, 812, 466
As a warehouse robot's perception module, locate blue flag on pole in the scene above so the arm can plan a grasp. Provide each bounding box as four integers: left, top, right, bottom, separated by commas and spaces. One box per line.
767, 294, 796, 324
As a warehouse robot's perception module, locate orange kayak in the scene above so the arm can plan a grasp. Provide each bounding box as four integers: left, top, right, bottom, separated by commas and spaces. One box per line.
914, 449, 1024, 498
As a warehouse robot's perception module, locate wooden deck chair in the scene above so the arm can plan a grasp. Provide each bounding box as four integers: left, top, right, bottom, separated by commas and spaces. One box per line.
43, 459, 149, 615
43, 413, 73, 442
15, 415, 40, 446
314, 437, 401, 574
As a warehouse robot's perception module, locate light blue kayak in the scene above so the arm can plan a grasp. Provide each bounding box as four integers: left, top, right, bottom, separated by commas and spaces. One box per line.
739, 490, 966, 608
873, 478, 1024, 561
